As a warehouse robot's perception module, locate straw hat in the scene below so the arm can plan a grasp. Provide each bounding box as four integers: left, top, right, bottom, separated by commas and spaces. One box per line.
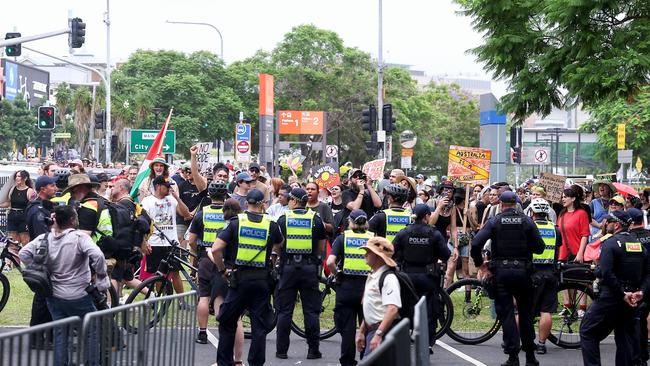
360, 237, 397, 267
62, 173, 100, 195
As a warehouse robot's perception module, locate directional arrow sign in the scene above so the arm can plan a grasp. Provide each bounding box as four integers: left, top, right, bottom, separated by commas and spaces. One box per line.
129, 129, 176, 154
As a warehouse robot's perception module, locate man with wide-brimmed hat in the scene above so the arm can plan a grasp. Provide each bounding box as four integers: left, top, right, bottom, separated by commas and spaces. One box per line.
355, 237, 401, 357
63, 173, 104, 238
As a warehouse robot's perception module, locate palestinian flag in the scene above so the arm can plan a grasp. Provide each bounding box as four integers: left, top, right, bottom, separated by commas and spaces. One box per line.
129, 108, 173, 200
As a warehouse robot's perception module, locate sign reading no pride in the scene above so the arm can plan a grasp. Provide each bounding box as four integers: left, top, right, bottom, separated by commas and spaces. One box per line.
129, 129, 176, 154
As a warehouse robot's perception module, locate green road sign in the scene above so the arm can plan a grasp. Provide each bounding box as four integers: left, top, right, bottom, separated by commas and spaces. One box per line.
129, 129, 176, 154
53, 132, 71, 139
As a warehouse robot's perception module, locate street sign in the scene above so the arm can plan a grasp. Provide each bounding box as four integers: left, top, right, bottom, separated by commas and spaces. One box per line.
325, 145, 338, 159
401, 148, 413, 157
401, 156, 412, 169
636, 157, 643, 173
520, 146, 550, 165
278, 110, 325, 135
617, 149, 633, 164
53, 132, 71, 139
129, 129, 176, 154
533, 148, 549, 164
235, 123, 252, 163
617, 123, 626, 149
399, 130, 417, 149
237, 141, 250, 153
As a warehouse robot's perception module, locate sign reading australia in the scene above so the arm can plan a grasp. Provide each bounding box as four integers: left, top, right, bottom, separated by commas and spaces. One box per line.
1, 60, 50, 104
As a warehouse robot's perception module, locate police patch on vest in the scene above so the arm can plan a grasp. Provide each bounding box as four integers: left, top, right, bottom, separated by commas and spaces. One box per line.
240, 227, 267, 240
408, 237, 429, 245
626, 242, 642, 253
287, 218, 311, 228
345, 237, 369, 248
501, 217, 522, 225
205, 213, 224, 222
538, 228, 555, 238
387, 215, 410, 225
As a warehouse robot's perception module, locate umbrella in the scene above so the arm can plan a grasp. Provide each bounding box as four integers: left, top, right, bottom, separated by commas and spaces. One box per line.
612, 182, 640, 198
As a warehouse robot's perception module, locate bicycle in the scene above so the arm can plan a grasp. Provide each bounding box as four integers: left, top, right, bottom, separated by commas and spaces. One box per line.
0, 230, 23, 312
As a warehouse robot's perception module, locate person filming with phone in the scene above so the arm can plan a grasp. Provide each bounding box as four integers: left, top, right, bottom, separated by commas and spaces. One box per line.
343, 169, 382, 219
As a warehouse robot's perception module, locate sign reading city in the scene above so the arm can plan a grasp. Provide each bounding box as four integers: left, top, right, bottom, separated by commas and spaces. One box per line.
278, 110, 325, 135
129, 129, 176, 154
447, 145, 492, 184
235, 123, 252, 163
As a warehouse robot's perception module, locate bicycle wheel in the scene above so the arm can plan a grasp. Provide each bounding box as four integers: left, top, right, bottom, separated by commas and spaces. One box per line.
0, 273, 10, 313
446, 278, 501, 344
123, 275, 173, 333
434, 289, 453, 340
290, 276, 338, 340
105, 285, 119, 308
547, 282, 593, 349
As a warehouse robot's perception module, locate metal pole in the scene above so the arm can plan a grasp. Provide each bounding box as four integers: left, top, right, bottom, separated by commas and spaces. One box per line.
0, 28, 70, 47
377, 0, 384, 159
166, 20, 223, 59
105, 0, 112, 163
90, 85, 96, 160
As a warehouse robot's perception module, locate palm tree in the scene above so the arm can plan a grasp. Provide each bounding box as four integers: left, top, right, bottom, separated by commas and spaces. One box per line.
54, 83, 71, 129
71, 86, 93, 157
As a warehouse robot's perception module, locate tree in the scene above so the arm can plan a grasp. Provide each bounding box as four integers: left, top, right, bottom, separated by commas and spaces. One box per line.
455, 0, 650, 121
0, 97, 39, 157
71, 86, 93, 157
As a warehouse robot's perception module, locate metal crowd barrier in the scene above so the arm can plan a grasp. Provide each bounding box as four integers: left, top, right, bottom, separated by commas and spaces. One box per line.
359, 318, 411, 366
0, 208, 7, 233
412, 296, 429, 366
0, 291, 197, 366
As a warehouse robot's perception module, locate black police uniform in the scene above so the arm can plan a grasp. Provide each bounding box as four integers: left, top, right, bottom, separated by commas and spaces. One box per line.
188, 204, 227, 302
393, 222, 450, 346
368, 207, 409, 238
631, 226, 650, 364
215, 211, 283, 366
580, 230, 650, 366
471, 208, 545, 359
275, 208, 326, 357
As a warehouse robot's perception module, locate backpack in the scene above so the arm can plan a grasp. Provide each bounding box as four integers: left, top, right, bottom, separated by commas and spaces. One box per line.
22, 234, 53, 297
97, 200, 152, 259
379, 268, 419, 328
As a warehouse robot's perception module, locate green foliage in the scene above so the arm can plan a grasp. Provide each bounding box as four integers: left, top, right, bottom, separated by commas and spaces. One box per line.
0, 97, 39, 157
456, 0, 650, 121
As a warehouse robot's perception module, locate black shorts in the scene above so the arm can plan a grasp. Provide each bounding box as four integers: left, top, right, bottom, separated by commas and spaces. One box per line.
532, 269, 559, 314
112, 260, 135, 282
197, 255, 228, 299
7, 210, 27, 233
146, 246, 175, 273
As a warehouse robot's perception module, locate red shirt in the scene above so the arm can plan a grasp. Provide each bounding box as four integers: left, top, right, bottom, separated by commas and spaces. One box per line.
558, 209, 591, 260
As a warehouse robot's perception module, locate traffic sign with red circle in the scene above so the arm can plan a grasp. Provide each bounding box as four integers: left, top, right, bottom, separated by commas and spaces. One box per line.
237, 141, 250, 154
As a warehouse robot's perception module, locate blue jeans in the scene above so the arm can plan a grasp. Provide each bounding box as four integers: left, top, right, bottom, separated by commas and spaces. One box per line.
47, 295, 97, 366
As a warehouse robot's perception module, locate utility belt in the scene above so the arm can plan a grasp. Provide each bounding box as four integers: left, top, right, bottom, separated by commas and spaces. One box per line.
227, 267, 270, 289
9, 208, 24, 212
620, 281, 641, 293
285, 254, 319, 266
402, 263, 437, 275
489, 258, 531, 271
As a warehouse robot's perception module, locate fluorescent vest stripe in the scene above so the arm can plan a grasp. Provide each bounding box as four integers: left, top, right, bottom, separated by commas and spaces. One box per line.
384, 208, 411, 242
51, 192, 70, 206
533, 221, 556, 264
342, 230, 374, 276
236, 213, 271, 268
285, 210, 315, 254
201, 206, 225, 246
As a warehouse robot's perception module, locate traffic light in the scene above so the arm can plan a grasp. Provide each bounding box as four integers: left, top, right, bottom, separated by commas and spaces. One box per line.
38, 106, 55, 130
511, 147, 522, 164
94, 110, 105, 130
69, 18, 86, 48
365, 132, 379, 156
382, 104, 396, 133
361, 105, 376, 133
4, 32, 21, 57
111, 135, 118, 152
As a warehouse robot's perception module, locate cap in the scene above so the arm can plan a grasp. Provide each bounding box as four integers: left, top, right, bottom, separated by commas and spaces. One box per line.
152, 175, 172, 187
248, 162, 261, 171
349, 209, 367, 221
349, 169, 364, 179
499, 191, 517, 204
96, 172, 110, 182
607, 210, 631, 225
246, 189, 265, 204
360, 237, 397, 267
35, 176, 57, 191
413, 204, 431, 218
181, 162, 191, 171
149, 157, 170, 169
289, 187, 308, 202
236, 172, 254, 183
609, 195, 626, 206
628, 208, 644, 225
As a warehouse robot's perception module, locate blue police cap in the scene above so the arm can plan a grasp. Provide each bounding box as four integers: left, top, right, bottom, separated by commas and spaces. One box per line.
246, 189, 265, 204
499, 191, 517, 203
627, 208, 644, 225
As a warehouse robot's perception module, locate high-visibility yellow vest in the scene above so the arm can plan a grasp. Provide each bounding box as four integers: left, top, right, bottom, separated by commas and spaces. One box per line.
342, 230, 373, 276
533, 221, 556, 264
384, 208, 411, 242
236, 213, 271, 268
51, 192, 71, 206
201, 206, 225, 246
285, 209, 315, 254
80, 198, 111, 243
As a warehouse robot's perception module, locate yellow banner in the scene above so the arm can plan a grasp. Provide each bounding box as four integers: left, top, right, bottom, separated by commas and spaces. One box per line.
617, 123, 625, 150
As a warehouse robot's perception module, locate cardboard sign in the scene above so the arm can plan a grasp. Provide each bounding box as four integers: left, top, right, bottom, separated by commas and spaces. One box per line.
447, 145, 491, 184
195, 142, 213, 175
311, 163, 340, 190
539, 172, 567, 203
362, 159, 386, 181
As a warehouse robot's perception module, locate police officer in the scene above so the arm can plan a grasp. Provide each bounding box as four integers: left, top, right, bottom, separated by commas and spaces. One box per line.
393, 204, 450, 353
369, 184, 411, 242
212, 189, 283, 366
275, 187, 327, 359
629, 208, 650, 365
580, 210, 650, 366
326, 209, 374, 366
471, 191, 545, 366
188, 180, 228, 344
527, 198, 562, 355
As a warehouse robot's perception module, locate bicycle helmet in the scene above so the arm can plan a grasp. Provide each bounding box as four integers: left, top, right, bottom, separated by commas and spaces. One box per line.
530, 198, 550, 214
384, 184, 408, 204
208, 180, 229, 198
53, 169, 71, 190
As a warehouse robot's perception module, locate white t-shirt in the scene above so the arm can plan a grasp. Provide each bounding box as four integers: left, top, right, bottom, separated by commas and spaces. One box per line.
141, 194, 178, 247
362, 265, 402, 325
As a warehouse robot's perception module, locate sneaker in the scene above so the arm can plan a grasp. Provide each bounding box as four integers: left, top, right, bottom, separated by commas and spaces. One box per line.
525, 354, 540, 366
501, 354, 520, 366
196, 332, 208, 344
577, 309, 585, 318
535, 343, 546, 355
307, 349, 322, 359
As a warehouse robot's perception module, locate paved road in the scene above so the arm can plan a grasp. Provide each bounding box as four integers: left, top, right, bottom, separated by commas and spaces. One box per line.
195, 328, 617, 365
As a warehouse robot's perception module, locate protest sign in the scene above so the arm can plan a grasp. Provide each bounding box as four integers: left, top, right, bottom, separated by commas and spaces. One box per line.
539, 172, 567, 203
447, 145, 491, 185
196, 142, 213, 174
311, 162, 340, 190
362, 159, 386, 181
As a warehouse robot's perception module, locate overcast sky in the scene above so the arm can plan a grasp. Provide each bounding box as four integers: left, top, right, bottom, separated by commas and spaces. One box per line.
2, 0, 504, 94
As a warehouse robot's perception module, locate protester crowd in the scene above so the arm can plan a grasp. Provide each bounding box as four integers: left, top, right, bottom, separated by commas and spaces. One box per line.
2, 149, 650, 366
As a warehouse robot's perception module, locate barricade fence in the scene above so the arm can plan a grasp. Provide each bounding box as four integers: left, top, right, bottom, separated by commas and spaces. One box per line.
0, 291, 197, 366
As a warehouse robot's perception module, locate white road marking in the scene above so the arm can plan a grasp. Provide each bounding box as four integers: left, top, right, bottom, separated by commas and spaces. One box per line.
207, 329, 219, 349
437, 340, 487, 366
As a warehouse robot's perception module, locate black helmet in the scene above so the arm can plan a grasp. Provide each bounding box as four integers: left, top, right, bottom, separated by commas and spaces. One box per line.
208, 180, 229, 199
53, 169, 71, 190
384, 184, 408, 204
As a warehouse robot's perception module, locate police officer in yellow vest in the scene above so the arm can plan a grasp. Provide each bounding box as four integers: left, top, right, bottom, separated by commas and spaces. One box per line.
369, 184, 411, 242
327, 209, 374, 366
275, 187, 327, 360
188, 180, 228, 344
212, 189, 283, 366
51, 169, 71, 206
527, 198, 562, 355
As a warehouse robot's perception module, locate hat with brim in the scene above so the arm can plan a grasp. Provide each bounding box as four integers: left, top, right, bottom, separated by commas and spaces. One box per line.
149, 157, 170, 169
359, 237, 397, 267
592, 180, 617, 195
396, 175, 417, 193
62, 173, 100, 195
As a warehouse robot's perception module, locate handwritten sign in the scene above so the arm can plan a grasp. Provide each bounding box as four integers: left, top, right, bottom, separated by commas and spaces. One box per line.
362, 159, 386, 181
539, 172, 567, 203
447, 145, 491, 184
311, 163, 340, 190
196, 142, 213, 174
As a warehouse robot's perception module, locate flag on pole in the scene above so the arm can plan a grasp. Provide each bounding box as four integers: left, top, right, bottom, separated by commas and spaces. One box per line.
129, 108, 173, 200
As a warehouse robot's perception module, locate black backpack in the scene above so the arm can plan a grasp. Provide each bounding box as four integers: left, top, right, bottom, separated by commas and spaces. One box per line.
379, 268, 419, 328
22, 234, 53, 297
97, 200, 151, 259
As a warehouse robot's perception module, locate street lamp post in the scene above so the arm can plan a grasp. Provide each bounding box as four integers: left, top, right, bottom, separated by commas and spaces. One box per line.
165, 20, 223, 59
